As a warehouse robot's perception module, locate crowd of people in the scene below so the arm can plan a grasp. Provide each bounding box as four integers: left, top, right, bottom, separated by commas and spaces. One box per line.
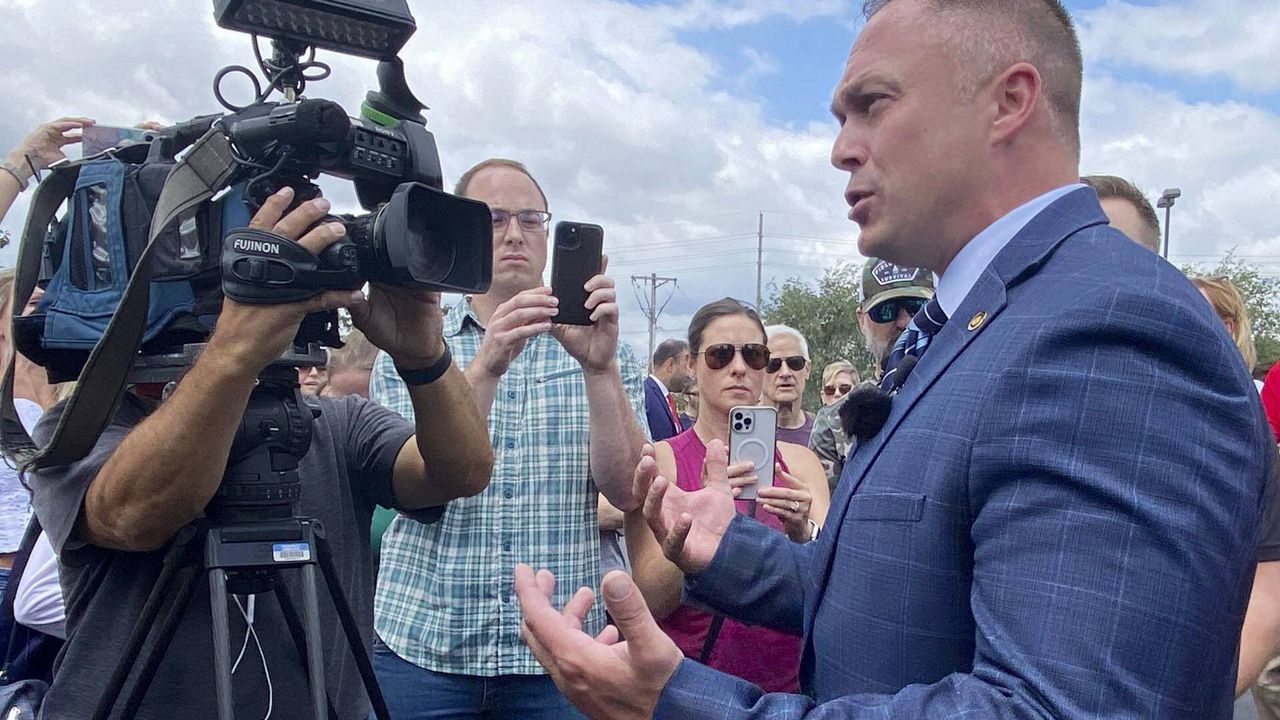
0, 0, 1277, 718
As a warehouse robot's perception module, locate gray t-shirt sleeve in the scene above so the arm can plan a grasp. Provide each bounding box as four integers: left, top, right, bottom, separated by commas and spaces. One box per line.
335, 395, 442, 523
28, 397, 145, 565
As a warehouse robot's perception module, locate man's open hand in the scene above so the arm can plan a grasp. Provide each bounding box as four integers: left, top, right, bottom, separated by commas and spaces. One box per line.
643, 438, 738, 574
517, 566, 683, 719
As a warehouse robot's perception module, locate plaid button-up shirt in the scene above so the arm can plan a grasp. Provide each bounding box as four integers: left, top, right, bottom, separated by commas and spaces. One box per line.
372, 296, 648, 676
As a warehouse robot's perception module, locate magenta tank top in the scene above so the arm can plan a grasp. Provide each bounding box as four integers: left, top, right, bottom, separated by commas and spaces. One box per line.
656, 428, 802, 693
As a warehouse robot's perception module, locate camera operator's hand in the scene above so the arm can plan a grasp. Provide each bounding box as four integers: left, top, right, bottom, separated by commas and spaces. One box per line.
471, 287, 558, 379
552, 256, 619, 376
208, 187, 360, 374
3, 117, 94, 181
347, 284, 445, 368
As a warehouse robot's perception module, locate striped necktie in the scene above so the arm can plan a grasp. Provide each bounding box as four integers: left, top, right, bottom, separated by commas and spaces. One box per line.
879, 298, 948, 393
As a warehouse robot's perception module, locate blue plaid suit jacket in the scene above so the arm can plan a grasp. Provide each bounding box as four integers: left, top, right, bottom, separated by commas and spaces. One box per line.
654, 188, 1272, 718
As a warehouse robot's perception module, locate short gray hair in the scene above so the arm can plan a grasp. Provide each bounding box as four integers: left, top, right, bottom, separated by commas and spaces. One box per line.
764, 324, 809, 359
862, 0, 1082, 153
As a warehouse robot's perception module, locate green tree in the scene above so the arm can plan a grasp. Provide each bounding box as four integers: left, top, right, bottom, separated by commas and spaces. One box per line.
761, 264, 870, 412
1182, 251, 1280, 371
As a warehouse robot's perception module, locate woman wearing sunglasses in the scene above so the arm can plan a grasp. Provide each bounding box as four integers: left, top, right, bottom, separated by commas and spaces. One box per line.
626, 297, 830, 693
819, 360, 859, 405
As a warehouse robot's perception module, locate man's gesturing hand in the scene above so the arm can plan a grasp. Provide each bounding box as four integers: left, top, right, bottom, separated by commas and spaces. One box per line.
473, 287, 558, 378
643, 438, 737, 575
517, 566, 682, 720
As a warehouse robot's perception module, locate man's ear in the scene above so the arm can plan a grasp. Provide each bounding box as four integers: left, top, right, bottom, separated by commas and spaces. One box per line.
988, 61, 1043, 146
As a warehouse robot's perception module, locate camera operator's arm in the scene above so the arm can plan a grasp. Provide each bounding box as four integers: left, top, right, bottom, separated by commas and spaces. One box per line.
0, 117, 93, 225
82, 189, 358, 551
347, 286, 492, 508
552, 259, 646, 511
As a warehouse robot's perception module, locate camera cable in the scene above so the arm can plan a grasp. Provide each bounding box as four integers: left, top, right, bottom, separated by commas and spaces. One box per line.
234, 594, 276, 717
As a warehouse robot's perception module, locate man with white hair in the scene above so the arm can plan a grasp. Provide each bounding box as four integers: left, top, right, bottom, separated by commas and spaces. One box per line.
762, 325, 814, 446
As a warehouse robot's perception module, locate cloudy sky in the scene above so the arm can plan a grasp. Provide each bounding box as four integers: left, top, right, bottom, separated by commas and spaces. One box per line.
1, 0, 1277, 357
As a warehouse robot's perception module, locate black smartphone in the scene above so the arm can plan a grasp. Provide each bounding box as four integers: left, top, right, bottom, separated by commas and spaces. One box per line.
551, 221, 604, 326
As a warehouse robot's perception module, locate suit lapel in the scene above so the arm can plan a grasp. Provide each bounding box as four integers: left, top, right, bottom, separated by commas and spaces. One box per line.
805, 187, 1111, 624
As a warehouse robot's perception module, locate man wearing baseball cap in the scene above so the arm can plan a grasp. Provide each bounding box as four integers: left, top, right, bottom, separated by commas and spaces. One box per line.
809, 258, 934, 488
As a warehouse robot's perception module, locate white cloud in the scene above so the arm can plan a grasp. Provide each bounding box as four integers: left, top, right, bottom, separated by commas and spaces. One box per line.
0, 0, 855, 357
2, 0, 1279, 359
1079, 74, 1280, 264
1077, 0, 1280, 94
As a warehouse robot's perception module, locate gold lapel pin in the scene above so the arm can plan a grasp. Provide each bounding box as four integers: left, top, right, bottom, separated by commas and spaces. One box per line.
968, 311, 987, 331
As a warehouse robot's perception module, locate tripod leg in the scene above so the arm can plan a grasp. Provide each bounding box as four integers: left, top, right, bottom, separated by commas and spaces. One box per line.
116, 564, 204, 720
315, 532, 392, 720
272, 575, 341, 720
299, 563, 329, 720
91, 530, 199, 720
209, 568, 237, 720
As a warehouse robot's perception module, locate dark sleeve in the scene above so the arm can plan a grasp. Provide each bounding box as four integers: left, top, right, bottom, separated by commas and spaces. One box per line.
683, 513, 810, 635
807, 405, 843, 491
27, 399, 140, 565
335, 396, 439, 523
1258, 444, 1280, 563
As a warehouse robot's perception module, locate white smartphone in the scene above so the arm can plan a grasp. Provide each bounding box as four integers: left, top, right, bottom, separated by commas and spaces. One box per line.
81, 125, 157, 156
729, 405, 777, 500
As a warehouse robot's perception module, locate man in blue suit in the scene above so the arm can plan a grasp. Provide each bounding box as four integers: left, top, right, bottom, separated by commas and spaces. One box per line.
643, 339, 692, 441
514, 0, 1271, 717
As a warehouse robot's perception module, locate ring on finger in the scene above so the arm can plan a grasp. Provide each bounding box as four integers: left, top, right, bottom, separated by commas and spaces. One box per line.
790, 500, 800, 512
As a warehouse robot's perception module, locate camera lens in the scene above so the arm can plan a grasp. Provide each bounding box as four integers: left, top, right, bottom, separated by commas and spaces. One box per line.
733, 412, 742, 420
733, 422, 742, 431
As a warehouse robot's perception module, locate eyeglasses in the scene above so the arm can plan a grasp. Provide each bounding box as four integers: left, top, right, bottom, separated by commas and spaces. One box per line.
697, 343, 770, 371
491, 208, 552, 233
765, 355, 806, 374
822, 383, 853, 397
868, 296, 928, 324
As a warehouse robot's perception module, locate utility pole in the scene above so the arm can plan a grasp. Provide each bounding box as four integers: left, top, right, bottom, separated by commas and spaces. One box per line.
756, 211, 764, 307
631, 273, 677, 369
1156, 188, 1181, 259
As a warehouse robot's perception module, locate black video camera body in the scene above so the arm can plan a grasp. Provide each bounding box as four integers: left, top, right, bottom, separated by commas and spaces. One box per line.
14, 32, 492, 383
218, 92, 493, 305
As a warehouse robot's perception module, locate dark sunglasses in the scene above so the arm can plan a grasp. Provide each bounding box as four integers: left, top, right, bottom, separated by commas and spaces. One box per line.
868, 296, 928, 324
765, 355, 806, 373
698, 343, 771, 371
823, 383, 853, 396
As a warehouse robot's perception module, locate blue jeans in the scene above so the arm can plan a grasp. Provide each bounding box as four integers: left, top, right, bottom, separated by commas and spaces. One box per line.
372, 642, 585, 720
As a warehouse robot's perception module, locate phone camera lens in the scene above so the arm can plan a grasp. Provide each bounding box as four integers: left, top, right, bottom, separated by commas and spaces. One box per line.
733, 412, 742, 420
733, 422, 743, 431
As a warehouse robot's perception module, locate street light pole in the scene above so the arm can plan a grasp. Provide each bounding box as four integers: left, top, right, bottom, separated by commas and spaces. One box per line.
1156, 187, 1182, 259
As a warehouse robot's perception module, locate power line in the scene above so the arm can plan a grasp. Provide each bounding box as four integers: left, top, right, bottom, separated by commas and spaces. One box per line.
606, 210, 758, 229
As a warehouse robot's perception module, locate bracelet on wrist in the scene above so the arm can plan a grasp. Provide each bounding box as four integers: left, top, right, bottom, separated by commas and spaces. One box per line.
0, 161, 28, 191
395, 346, 453, 386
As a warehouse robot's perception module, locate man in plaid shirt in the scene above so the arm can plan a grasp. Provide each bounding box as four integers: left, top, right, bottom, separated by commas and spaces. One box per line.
370, 158, 648, 719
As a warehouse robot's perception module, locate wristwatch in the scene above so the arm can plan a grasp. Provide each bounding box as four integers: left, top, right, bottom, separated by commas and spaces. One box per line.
0, 160, 28, 191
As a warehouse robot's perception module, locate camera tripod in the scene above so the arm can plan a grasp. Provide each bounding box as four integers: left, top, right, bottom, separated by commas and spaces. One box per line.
90, 359, 391, 720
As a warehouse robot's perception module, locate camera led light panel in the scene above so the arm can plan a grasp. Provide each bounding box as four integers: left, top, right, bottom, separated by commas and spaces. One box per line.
214, 0, 416, 60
